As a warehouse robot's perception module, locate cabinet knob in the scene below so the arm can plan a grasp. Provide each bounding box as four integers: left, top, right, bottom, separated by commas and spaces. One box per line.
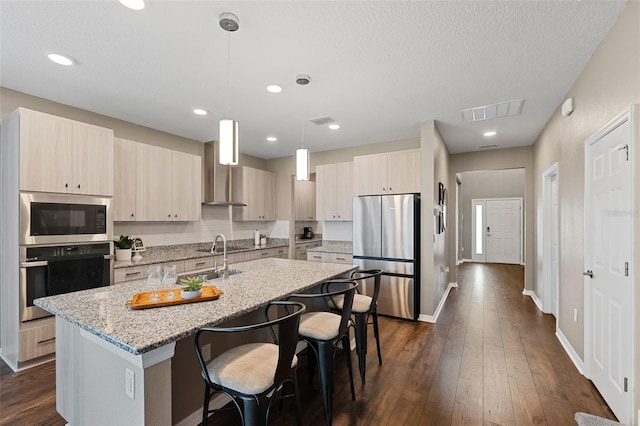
382, 187, 386, 191
65, 183, 69, 188
389, 187, 392, 191
174, 214, 177, 218
130, 213, 134, 218
77, 184, 81, 189
168, 214, 172, 218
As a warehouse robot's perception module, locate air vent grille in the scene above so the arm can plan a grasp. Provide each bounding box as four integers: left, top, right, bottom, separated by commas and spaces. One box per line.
309, 116, 336, 125
479, 144, 499, 150
461, 99, 524, 123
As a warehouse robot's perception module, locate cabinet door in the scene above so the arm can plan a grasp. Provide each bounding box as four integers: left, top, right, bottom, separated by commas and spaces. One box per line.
387, 151, 420, 194
113, 138, 137, 221
171, 151, 201, 221
354, 154, 387, 196
72, 123, 114, 196
334, 162, 354, 220
262, 169, 276, 220
295, 179, 316, 220
19, 109, 74, 193
315, 164, 329, 221
135, 143, 173, 221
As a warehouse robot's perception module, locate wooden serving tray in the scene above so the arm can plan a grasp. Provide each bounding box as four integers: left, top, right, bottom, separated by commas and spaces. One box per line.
127, 286, 222, 310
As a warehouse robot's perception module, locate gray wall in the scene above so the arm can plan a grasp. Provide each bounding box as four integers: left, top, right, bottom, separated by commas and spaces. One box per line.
458, 169, 525, 261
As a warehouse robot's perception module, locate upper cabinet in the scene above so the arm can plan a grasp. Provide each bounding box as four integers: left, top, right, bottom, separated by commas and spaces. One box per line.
19, 108, 114, 196
295, 179, 316, 221
353, 150, 421, 196
114, 138, 201, 222
316, 161, 353, 221
232, 166, 276, 221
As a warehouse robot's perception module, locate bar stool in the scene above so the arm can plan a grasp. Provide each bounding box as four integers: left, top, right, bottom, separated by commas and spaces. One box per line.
194, 300, 306, 426
287, 280, 358, 426
324, 269, 383, 385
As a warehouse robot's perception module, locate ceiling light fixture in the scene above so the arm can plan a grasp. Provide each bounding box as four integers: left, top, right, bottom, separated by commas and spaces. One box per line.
266, 136, 278, 142
193, 108, 208, 116
266, 85, 282, 93
328, 123, 341, 130
483, 131, 496, 137
295, 74, 311, 181
218, 12, 240, 166
118, 0, 145, 10
48, 53, 73, 66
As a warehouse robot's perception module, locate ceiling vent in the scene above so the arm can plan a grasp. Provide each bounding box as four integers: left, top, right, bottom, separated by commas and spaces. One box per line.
461, 99, 524, 123
309, 116, 336, 126
479, 144, 499, 150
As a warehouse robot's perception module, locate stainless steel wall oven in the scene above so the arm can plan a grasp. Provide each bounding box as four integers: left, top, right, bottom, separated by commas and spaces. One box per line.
20, 243, 113, 322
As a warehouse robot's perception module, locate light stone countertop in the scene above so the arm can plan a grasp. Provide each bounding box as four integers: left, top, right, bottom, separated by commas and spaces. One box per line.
306, 240, 353, 254
113, 239, 288, 269
34, 258, 355, 355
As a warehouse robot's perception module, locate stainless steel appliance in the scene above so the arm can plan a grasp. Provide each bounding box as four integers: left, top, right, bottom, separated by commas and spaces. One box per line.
20, 243, 113, 322
302, 227, 314, 239
20, 192, 112, 245
353, 194, 420, 320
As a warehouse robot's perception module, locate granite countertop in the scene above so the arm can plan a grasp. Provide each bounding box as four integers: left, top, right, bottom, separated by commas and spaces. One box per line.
114, 239, 288, 269
35, 258, 355, 355
307, 240, 353, 255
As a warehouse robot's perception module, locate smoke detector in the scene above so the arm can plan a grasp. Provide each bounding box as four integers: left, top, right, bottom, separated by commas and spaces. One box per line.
296, 74, 311, 85
219, 12, 239, 32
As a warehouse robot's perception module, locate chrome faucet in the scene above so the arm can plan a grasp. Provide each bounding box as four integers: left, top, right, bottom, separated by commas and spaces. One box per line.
212, 234, 229, 279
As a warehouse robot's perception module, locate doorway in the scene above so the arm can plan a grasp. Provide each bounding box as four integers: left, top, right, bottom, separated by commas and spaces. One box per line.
584, 107, 635, 424
542, 163, 559, 317
471, 198, 522, 264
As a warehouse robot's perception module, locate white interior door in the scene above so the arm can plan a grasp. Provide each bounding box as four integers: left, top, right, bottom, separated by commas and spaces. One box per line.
585, 111, 634, 424
486, 199, 522, 264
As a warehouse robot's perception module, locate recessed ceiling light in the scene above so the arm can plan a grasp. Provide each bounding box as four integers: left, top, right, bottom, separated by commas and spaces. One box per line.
266, 136, 278, 143
328, 124, 341, 130
47, 53, 74, 66
119, 0, 145, 10
266, 85, 282, 93
193, 109, 208, 116
484, 131, 497, 137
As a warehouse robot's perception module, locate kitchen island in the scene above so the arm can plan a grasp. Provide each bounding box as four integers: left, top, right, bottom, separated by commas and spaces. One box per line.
35, 258, 355, 425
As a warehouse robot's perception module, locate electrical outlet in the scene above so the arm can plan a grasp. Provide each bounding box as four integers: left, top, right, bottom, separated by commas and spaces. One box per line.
574, 308, 578, 323
202, 343, 211, 362
125, 368, 135, 399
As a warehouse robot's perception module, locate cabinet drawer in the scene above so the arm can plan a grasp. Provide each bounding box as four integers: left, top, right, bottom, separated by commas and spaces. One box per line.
114, 261, 185, 283
307, 252, 353, 264
184, 257, 214, 272
330, 254, 353, 264
19, 319, 56, 362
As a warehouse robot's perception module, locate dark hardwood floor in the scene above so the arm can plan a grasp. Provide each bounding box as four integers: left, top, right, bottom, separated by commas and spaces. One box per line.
0, 263, 616, 425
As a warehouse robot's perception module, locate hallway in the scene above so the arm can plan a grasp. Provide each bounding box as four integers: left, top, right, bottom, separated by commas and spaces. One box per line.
0, 263, 616, 425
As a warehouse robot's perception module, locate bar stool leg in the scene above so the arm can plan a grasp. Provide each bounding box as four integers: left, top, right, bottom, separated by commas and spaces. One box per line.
354, 312, 368, 385
316, 341, 334, 426
372, 309, 382, 365
342, 334, 356, 400
292, 369, 303, 426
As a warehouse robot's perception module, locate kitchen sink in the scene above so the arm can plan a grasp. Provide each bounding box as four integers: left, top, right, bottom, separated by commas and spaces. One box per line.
179, 268, 242, 281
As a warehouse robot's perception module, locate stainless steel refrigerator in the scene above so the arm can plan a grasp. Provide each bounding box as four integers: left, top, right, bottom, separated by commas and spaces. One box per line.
353, 194, 420, 320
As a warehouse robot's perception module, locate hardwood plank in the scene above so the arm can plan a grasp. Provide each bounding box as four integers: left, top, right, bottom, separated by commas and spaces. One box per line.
483, 344, 515, 425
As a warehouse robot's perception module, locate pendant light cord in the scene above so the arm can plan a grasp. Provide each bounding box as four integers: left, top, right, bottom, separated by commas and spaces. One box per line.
227, 29, 231, 119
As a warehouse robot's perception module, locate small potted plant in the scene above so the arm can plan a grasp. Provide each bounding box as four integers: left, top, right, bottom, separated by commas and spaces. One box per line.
260, 234, 267, 246
114, 235, 134, 261
179, 276, 204, 299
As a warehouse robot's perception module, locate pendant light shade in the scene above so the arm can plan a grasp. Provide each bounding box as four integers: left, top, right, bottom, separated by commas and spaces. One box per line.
296, 148, 309, 181
219, 118, 238, 165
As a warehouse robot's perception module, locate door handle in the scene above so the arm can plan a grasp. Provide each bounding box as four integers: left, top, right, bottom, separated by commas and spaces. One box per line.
583, 270, 594, 278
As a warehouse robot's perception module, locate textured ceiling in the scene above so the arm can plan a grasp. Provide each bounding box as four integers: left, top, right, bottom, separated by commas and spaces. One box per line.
0, 1, 627, 158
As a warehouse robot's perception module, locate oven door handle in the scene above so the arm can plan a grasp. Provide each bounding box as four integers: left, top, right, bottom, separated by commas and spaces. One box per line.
104, 254, 114, 260
20, 260, 49, 268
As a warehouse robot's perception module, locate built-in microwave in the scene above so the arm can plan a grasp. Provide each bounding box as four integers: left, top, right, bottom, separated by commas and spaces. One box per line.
20, 192, 112, 245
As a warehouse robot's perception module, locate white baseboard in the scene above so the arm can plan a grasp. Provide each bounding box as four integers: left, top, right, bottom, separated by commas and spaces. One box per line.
462, 258, 473, 263
418, 282, 458, 323
522, 289, 544, 312
555, 328, 585, 376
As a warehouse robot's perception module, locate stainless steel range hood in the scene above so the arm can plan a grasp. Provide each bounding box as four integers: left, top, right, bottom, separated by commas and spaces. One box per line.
202, 141, 246, 206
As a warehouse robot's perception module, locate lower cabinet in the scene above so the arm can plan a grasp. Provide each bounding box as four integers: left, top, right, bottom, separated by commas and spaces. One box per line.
307, 252, 353, 264
295, 241, 322, 260
19, 317, 55, 362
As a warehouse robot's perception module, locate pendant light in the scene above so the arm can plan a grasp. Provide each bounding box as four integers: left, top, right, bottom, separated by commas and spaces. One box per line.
219, 12, 239, 165
295, 74, 311, 181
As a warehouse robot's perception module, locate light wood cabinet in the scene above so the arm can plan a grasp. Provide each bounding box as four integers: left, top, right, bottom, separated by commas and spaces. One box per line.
19, 317, 55, 362
19, 108, 114, 196
295, 179, 316, 221
354, 150, 420, 196
295, 241, 322, 260
316, 162, 353, 221
232, 166, 276, 221
116, 140, 201, 222
307, 251, 353, 264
